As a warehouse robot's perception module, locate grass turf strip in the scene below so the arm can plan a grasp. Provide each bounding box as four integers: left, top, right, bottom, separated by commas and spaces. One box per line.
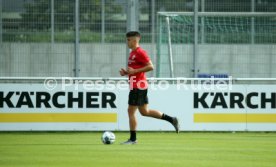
0, 132, 276, 167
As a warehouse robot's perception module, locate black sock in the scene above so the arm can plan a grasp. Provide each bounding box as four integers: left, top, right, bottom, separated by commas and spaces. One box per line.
161, 113, 174, 124
130, 131, 136, 141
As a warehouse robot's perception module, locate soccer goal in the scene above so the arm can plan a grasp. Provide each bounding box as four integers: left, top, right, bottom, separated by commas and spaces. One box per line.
157, 12, 276, 78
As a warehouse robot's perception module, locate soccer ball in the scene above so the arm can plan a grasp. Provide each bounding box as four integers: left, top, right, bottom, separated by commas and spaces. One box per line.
101, 131, 115, 144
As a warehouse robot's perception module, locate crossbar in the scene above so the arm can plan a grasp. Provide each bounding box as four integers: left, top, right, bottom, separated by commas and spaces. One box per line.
158, 12, 276, 17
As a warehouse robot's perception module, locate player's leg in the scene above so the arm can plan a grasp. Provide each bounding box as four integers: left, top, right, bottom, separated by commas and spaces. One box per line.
121, 105, 138, 144
138, 104, 162, 118
138, 104, 180, 133
121, 89, 139, 145
128, 105, 138, 141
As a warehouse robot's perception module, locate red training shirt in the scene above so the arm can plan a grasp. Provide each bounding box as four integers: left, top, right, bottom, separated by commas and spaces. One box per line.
128, 47, 150, 89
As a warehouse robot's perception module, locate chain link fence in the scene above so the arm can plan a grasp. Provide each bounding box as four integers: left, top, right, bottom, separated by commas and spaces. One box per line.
0, 0, 276, 77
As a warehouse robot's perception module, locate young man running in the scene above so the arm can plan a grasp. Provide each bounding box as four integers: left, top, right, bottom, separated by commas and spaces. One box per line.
120, 31, 180, 145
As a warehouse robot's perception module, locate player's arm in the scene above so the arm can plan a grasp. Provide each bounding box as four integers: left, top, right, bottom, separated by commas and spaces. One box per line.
127, 61, 154, 75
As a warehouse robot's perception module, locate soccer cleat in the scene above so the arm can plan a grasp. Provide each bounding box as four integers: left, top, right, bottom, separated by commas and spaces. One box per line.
120, 139, 137, 145
172, 117, 180, 133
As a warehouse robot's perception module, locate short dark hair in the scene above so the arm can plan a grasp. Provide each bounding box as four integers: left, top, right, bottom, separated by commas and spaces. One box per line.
126, 31, 141, 37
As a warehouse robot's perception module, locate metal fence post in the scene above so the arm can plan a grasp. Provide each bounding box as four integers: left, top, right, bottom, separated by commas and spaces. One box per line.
151, 0, 156, 77
74, 0, 80, 77
127, 0, 139, 31
201, 0, 205, 44
251, 0, 255, 44
126, 0, 139, 66
51, 0, 54, 44
0, 0, 2, 44
101, 0, 105, 43
193, 0, 199, 77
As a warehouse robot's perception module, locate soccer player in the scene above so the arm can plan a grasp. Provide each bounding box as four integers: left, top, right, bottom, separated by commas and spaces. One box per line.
120, 31, 180, 145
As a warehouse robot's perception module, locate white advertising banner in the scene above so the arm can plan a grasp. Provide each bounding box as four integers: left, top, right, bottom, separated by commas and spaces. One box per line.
0, 81, 276, 131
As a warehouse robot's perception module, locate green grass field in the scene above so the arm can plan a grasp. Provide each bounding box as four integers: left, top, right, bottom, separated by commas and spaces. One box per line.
0, 132, 276, 167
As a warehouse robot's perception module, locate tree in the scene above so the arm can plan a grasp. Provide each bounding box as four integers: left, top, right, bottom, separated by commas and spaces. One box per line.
20, 0, 122, 31
21, 0, 51, 30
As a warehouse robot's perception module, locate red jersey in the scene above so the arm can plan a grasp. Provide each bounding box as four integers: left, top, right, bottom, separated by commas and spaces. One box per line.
128, 47, 150, 89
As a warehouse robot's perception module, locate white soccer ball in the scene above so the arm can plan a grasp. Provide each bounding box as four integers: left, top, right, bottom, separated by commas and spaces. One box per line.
101, 131, 115, 144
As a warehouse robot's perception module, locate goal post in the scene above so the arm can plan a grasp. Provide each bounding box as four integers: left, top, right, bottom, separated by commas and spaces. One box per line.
166, 16, 174, 78
157, 12, 276, 78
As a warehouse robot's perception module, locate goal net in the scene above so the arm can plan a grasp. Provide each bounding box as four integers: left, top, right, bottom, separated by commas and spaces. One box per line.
157, 12, 276, 78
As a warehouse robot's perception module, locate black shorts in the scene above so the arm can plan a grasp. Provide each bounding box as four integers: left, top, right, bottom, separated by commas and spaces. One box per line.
128, 89, 149, 106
